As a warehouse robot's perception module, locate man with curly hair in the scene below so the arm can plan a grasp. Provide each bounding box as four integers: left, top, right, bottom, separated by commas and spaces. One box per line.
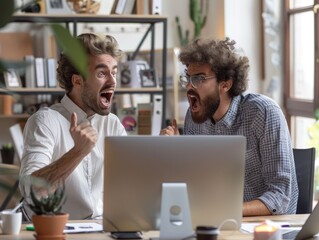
161, 37, 298, 216
20, 33, 127, 219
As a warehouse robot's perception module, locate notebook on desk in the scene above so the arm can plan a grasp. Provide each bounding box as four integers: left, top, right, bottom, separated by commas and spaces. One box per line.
283, 202, 319, 240
103, 135, 246, 232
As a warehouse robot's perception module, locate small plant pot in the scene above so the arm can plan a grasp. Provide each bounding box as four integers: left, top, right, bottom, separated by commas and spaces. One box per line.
1, 148, 14, 164
32, 213, 69, 237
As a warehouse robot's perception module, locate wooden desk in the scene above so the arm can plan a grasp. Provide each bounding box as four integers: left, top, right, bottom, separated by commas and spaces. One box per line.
0, 215, 315, 239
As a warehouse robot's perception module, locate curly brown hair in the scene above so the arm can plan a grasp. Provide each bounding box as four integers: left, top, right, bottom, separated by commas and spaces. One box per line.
57, 33, 124, 93
178, 37, 250, 97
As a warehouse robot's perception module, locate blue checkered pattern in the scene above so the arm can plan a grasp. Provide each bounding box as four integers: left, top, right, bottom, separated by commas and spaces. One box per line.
184, 93, 298, 214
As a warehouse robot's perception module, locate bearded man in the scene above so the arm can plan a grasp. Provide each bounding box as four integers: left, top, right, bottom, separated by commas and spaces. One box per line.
160, 37, 298, 217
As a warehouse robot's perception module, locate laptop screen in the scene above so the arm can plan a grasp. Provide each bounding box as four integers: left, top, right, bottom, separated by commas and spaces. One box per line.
103, 135, 246, 232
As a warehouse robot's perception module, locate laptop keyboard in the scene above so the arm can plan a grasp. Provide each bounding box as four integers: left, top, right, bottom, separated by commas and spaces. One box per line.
282, 230, 299, 240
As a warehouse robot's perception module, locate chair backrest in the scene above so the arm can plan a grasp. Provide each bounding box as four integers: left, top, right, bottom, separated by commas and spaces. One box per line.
9, 123, 24, 162
293, 148, 316, 214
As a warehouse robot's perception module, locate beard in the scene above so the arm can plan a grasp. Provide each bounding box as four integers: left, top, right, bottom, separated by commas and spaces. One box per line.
190, 90, 220, 124
81, 84, 111, 116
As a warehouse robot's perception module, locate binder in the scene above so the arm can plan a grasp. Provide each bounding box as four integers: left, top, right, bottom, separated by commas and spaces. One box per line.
151, 94, 163, 136
115, 0, 126, 14
35, 58, 46, 87
24, 55, 36, 88
151, 0, 161, 15
123, 0, 136, 14
46, 58, 57, 88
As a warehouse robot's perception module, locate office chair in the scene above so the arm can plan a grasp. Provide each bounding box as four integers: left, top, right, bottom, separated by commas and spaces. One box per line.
293, 147, 316, 214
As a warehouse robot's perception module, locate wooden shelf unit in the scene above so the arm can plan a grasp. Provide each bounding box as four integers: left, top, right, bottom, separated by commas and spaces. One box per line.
4, 13, 168, 127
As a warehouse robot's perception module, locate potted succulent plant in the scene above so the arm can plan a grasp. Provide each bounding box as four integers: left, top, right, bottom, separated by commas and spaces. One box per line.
1, 143, 15, 164
27, 180, 68, 238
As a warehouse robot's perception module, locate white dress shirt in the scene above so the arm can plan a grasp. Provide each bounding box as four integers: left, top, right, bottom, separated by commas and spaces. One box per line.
20, 95, 127, 219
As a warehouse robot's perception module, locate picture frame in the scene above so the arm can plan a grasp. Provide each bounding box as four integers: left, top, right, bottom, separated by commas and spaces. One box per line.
139, 68, 157, 88
119, 60, 149, 88
45, 0, 73, 14
4, 69, 22, 88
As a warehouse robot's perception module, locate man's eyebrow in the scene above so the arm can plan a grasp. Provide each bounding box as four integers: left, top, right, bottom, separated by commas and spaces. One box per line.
95, 64, 118, 70
184, 70, 206, 77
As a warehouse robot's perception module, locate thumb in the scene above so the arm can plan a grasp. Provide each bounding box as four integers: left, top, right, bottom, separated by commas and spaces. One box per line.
70, 112, 77, 130
172, 119, 177, 129
172, 119, 179, 134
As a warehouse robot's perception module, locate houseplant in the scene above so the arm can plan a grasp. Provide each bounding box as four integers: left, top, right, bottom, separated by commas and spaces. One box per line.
175, 0, 208, 46
1, 143, 14, 164
27, 179, 68, 238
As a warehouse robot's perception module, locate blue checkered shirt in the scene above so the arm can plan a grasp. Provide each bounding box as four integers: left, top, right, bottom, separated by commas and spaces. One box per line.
184, 93, 298, 214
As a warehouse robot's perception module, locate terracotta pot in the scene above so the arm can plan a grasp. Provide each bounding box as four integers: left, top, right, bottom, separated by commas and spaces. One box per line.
32, 213, 69, 236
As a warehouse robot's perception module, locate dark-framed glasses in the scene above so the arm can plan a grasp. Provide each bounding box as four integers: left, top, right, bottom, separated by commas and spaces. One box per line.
179, 75, 217, 88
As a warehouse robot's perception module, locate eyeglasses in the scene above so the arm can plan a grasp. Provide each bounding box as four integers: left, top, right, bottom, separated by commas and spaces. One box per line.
179, 75, 216, 89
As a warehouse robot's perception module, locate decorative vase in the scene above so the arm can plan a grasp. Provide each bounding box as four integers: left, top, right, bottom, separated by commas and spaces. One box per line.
32, 213, 69, 239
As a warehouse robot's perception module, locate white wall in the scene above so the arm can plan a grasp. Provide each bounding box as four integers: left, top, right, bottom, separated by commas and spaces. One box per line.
90, 0, 225, 51
224, 0, 263, 94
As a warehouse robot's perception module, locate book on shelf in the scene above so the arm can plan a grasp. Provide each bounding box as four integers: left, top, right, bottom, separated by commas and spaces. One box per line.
150, 0, 161, 15
24, 55, 36, 88
114, 0, 126, 14
115, 0, 135, 14
46, 58, 57, 88
151, 94, 162, 136
135, 0, 150, 14
123, 0, 136, 14
99, 0, 116, 14
35, 58, 46, 88
110, 0, 119, 13
137, 103, 152, 135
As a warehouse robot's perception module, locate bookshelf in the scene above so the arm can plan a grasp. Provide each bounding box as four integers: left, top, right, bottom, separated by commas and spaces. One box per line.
1, 13, 167, 128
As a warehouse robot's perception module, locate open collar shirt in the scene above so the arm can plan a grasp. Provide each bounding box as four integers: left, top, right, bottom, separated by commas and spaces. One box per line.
20, 95, 127, 219
184, 93, 298, 214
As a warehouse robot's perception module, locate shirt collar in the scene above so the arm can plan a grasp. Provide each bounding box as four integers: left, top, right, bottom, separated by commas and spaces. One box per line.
61, 94, 91, 124
218, 95, 241, 128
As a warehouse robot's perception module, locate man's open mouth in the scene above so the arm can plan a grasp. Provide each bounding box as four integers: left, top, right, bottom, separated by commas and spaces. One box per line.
100, 91, 114, 108
187, 93, 200, 112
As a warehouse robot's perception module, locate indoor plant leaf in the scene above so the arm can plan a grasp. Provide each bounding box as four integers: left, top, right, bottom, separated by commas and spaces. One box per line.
51, 24, 88, 79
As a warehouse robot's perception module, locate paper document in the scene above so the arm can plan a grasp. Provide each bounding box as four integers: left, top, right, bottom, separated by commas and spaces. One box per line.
64, 222, 103, 233
26, 222, 103, 234
241, 222, 293, 233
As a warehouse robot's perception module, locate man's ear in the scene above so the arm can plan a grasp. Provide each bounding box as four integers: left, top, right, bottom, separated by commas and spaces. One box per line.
71, 74, 83, 87
220, 79, 233, 93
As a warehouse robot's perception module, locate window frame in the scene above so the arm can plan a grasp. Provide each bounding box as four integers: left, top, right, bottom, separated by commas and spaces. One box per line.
284, 1, 319, 126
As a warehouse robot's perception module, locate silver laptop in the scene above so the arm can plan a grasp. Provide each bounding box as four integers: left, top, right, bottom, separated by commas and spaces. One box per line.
283, 202, 319, 239
103, 135, 246, 232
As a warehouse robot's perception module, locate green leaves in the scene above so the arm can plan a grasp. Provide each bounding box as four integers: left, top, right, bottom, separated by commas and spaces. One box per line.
51, 24, 88, 79
29, 182, 66, 215
315, 108, 319, 121
0, 0, 14, 28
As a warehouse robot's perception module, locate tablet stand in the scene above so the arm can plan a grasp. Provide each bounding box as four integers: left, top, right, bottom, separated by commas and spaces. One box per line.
158, 183, 193, 240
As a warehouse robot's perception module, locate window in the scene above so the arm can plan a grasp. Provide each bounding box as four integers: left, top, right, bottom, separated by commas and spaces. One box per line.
285, 0, 319, 193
